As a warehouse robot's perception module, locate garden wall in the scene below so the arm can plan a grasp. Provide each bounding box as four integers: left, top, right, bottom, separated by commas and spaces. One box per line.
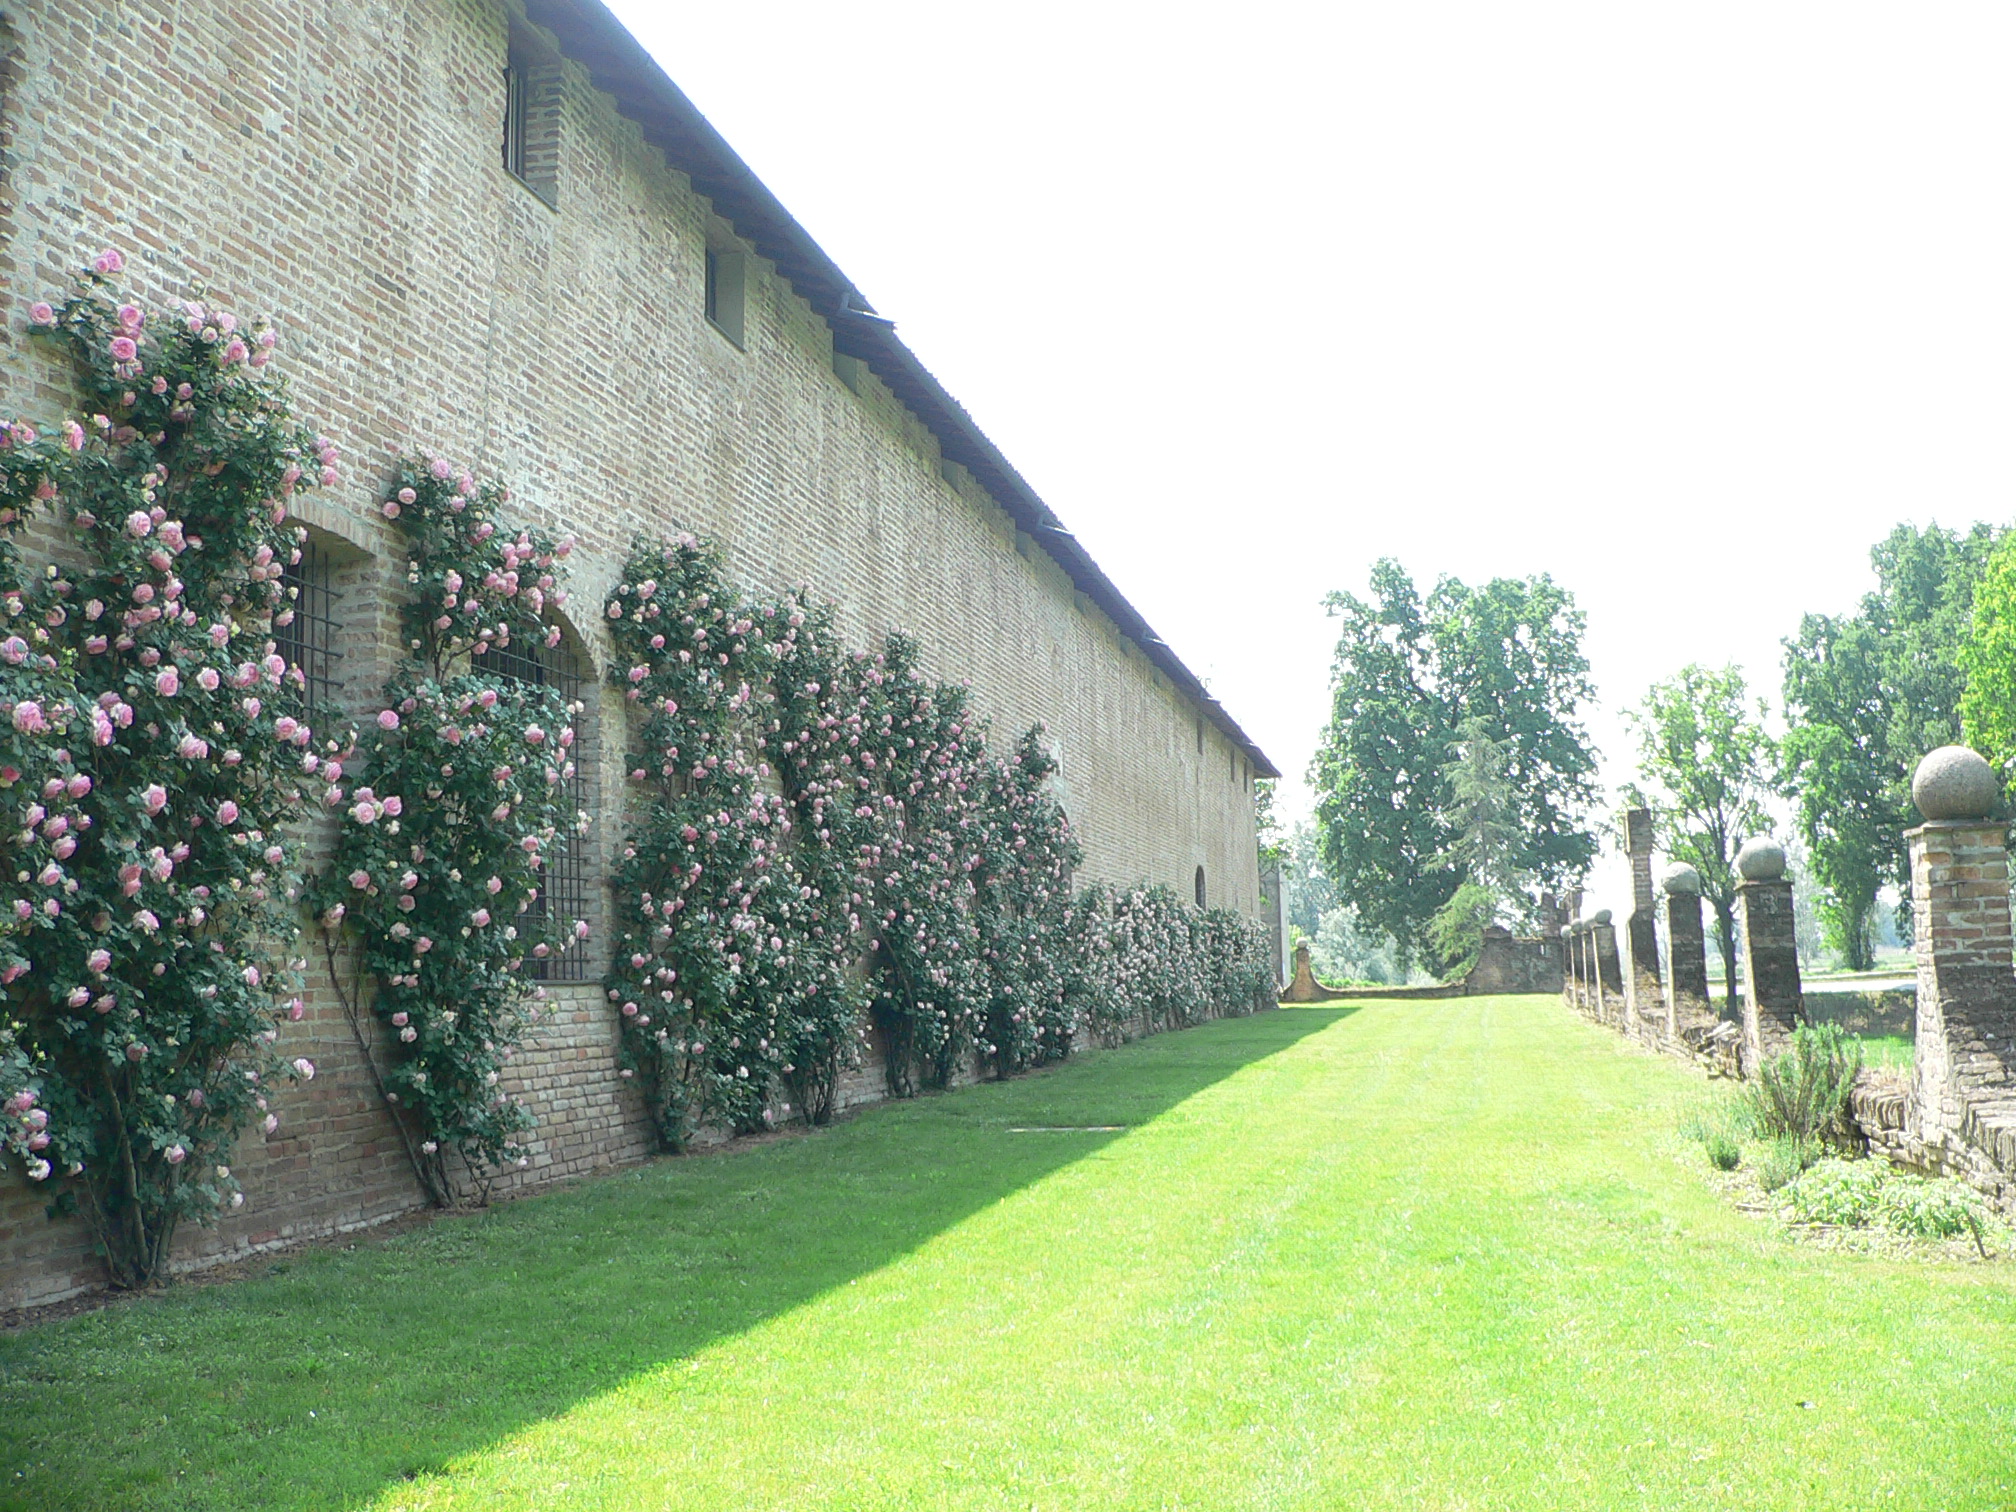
0, 0, 1275, 1308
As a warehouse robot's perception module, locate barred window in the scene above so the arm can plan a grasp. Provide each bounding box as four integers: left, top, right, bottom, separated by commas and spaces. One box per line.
492, 635, 592, 981
274, 537, 343, 716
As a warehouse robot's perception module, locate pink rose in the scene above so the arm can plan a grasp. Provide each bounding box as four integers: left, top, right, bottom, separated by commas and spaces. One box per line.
27, 302, 54, 326
155, 667, 181, 697
216, 800, 239, 825
141, 784, 168, 815
109, 336, 137, 362
377, 709, 400, 730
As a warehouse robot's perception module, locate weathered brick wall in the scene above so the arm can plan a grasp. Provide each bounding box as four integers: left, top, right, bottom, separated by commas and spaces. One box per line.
0, 0, 1267, 1307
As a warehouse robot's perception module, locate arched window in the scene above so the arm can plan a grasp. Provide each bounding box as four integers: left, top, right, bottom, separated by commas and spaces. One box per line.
492, 633, 595, 982
1195, 865, 1207, 909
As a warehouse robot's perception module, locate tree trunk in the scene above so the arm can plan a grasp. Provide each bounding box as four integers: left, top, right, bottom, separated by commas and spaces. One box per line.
1714, 900, 1740, 1018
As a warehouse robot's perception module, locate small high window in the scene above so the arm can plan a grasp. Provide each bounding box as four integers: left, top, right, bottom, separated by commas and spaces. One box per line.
501, 38, 559, 207
705, 244, 746, 347
1195, 866, 1208, 910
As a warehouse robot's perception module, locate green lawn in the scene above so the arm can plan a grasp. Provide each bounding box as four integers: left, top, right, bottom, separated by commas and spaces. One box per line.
5, 996, 2014, 1510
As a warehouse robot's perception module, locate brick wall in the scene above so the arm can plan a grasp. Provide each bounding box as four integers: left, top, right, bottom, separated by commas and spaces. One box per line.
0, 0, 1268, 1307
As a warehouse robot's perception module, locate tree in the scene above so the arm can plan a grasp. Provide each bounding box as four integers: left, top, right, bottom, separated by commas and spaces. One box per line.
1783, 522, 1998, 967
1959, 528, 2016, 797
1309, 559, 1598, 972
1428, 717, 1520, 975
1627, 665, 1776, 1009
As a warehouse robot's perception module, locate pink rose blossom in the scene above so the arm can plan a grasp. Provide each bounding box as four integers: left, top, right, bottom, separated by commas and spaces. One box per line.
27, 301, 54, 326
155, 667, 181, 697
377, 709, 400, 730
92, 248, 124, 275
292, 1057, 315, 1081
141, 784, 168, 815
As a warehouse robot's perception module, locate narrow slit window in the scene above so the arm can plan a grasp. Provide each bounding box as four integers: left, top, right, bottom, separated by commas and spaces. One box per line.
492, 636, 593, 982
502, 52, 528, 179
499, 38, 558, 207
1195, 866, 1208, 910
274, 537, 342, 717
704, 244, 746, 346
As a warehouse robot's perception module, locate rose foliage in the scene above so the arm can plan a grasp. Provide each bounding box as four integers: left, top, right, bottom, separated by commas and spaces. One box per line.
603, 536, 1276, 1148
0, 254, 320, 1286
308, 459, 586, 1204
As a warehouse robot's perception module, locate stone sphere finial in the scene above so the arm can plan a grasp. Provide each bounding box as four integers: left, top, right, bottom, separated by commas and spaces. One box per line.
1735, 837, 1786, 881
1589, 907, 1613, 926
1911, 745, 2000, 821
1660, 862, 1703, 896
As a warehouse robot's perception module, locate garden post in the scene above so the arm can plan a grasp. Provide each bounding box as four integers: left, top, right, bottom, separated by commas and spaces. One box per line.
1590, 913, 1623, 1022
1904, 746, 2016, 1153
1734, 838, 1801, 1077
1660, 865, 1710, 1034
1620, 808, 1662, 1039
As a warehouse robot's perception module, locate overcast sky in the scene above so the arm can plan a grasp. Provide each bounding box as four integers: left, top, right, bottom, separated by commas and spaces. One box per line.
605, 0, 2015, 911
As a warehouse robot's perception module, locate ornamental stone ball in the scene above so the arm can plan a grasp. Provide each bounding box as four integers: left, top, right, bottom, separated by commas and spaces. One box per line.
1911, 744, 2000, 822
1660, 862, 1703, 896
1735, 837, 1786, 881
1589, 908, 1612, 925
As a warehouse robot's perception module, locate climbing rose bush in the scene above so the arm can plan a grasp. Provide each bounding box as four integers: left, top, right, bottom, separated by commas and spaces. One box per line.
0, 253, 318, 1287
605, 532, 1279, 1139
603, 538, 864, 1146
310, 459, 584, 1203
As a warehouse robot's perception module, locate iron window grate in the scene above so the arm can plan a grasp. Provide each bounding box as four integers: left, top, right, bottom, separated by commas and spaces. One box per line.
275, 538, 343, 718
491, 636, 591, 982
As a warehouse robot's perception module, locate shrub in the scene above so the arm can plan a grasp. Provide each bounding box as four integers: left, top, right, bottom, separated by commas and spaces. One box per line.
1704, 1131, 1741, 1171
1756, 1135, 1821, 1192
1783, 1158, 1887, 1225
0, 253, 321, 1285
1745, 1022, 1862, 1147
310, 460, 586, 1205
1876, 1175, 1985, 1239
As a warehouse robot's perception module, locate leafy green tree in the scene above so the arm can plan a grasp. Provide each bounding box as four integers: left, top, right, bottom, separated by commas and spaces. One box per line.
1309, 560, 1598, 971
1428, 717, 1520, 975
1959, 529, 2016, 795
1783, 522, 1998, 966
1281, 821, 1339, 941
1627, 666, 1775, 1007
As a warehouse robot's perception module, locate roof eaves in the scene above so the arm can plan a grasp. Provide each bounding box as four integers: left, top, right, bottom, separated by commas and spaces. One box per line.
518, 0, 1281, 782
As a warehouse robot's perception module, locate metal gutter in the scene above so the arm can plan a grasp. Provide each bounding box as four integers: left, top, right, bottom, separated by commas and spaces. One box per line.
520, 0, 1281, 779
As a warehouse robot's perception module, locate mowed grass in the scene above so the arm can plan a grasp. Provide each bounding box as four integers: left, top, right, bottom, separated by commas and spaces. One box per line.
6, 997, 2016, 1511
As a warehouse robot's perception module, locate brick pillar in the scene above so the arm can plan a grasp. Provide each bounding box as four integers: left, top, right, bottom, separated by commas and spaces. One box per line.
1590, 912, 1623, 1022
1619, 808, 1661, 1037
1661, 864, 1710, 1031
1734, 838, 1801, 1075
1905, 746, 2016, 1147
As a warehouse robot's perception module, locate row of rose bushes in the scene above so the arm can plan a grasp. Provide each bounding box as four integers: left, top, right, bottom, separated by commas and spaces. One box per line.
601, 536, 1278, 1148
0, 256, 1274, 1288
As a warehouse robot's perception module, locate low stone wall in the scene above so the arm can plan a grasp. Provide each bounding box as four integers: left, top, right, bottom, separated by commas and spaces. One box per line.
1463, 929, 1562, 995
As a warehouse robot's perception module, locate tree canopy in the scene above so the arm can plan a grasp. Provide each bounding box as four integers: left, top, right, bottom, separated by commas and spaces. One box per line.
1309, 560, 1597, 972
1781, 522, 1997, 967
1626, 665, 1776, 1003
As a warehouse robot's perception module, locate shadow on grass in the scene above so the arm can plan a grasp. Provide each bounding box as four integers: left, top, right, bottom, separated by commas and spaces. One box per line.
0, 1006, 1354, 1512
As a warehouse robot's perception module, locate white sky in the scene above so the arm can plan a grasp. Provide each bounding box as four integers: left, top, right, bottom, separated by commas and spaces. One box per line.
605, 0, 2016, 913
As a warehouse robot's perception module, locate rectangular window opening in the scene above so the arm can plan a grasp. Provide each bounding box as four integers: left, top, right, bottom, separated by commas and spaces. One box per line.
704, 244, 746, 347
500, 38, 559, 208
275, 538, 343, 717
492, 638, 593, 982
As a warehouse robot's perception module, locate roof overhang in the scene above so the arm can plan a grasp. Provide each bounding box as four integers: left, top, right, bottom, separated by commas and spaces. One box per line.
520, 0, 1281, 780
